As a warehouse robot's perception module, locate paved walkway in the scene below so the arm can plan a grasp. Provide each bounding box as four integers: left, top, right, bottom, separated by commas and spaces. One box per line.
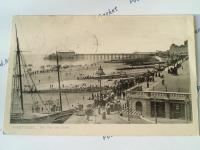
64, 114, 89, 124
153, 60, 190, 92
64, 108, 151, 124
127, 59, 190, 93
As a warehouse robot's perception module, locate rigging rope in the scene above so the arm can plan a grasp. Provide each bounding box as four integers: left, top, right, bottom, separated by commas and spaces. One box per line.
21, 63, 37, 107
20, 54, 50, 113
12, 52, 23, 114
60, 68, 71, 109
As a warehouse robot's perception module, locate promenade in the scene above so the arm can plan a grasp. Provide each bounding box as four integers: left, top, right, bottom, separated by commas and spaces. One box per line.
131, 59, 190, 93
153, 59, 190, 92
64, 108, 150, 124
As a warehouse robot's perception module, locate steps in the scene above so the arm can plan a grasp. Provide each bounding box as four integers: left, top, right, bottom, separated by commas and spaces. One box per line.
121, 104, 141, 119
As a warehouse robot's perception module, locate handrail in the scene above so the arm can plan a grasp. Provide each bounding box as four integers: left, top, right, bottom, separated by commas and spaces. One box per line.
126, 90, 191, 101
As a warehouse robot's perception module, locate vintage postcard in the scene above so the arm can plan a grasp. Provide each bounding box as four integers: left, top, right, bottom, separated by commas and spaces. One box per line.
4, 15, 199, 135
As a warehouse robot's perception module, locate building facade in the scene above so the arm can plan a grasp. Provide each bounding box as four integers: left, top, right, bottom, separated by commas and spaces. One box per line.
124, 90, 192, 121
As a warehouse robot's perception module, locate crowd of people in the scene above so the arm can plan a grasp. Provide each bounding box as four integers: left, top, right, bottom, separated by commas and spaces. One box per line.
168, 63, 183, 75
31, 100, 61, 114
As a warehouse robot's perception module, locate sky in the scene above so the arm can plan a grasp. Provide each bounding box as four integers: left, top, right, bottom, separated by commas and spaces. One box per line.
10, 16, 192, 54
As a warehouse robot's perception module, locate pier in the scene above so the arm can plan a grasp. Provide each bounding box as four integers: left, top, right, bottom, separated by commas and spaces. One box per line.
57, 51, 156, 61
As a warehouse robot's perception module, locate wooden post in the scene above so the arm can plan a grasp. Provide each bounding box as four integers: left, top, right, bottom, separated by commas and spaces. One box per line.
100, 74, 102, 101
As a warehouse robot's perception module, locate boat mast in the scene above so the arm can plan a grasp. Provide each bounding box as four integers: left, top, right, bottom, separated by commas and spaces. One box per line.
56, 51, 63, 111
15, 24, 24, 113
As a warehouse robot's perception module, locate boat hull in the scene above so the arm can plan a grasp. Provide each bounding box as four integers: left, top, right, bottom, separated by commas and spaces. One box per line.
10, 109, 74, 124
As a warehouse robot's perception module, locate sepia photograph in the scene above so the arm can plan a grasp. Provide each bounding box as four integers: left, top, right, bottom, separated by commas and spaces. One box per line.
4, 16, 199, 135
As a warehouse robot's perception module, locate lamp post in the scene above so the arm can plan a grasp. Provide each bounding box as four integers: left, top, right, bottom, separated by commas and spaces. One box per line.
127, 98, 130, 122
185, 95, 190, 123
96, 65, 105, 103
154, 97, 157, 124
152, 87, 157, 124
185, 100, 188, 123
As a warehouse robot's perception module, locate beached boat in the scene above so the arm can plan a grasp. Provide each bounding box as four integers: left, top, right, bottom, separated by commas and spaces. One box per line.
10, 26, 75, 124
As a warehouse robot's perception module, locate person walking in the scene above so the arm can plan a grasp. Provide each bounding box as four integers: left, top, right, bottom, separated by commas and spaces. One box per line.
162, 79, 165, 85
98, 105, 101, 115
147, 81, 149, 88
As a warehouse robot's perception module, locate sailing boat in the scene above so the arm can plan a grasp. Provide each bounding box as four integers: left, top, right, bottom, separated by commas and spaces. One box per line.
10, 25, 75, 124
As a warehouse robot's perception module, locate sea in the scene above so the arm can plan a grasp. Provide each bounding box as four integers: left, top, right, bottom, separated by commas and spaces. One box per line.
23, 53, 102, 70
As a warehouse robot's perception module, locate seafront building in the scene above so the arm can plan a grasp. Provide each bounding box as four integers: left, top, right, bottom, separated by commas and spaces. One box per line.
124, 90, 192, 121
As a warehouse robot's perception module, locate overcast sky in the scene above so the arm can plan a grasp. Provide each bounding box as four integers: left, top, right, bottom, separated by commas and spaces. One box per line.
11, 16, 192, 54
